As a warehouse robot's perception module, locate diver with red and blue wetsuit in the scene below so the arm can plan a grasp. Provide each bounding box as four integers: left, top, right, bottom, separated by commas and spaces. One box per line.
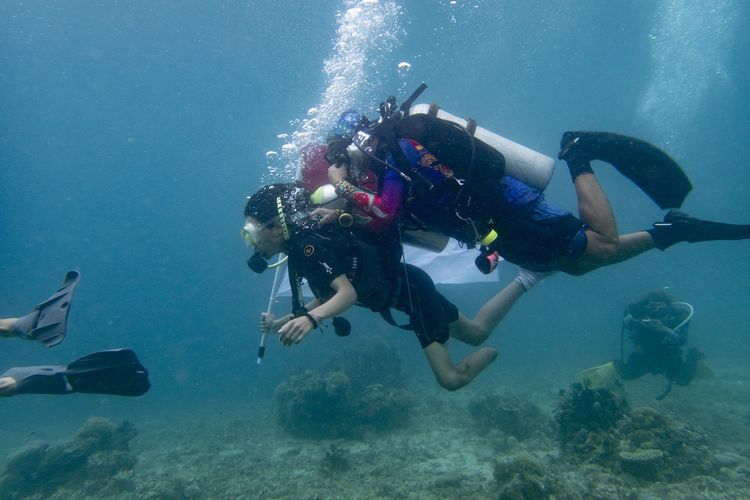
322, 109, 750, 275
326, 112, 587, 271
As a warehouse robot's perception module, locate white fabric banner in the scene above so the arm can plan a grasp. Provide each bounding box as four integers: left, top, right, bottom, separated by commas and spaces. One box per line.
277, 239, 499, 297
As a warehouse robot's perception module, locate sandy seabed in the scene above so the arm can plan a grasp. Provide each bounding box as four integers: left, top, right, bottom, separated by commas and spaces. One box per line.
2, 365, 750, 500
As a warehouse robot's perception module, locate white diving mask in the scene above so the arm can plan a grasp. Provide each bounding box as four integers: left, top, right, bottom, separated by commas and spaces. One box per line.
240, 220, 263, 247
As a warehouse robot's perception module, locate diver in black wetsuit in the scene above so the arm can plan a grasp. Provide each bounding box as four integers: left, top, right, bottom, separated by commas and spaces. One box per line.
577, 289, 709, 400
617, 290, 706, 397
242, 183, 540, 391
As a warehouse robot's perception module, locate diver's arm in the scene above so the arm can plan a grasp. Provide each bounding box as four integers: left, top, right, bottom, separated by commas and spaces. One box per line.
638, 319, 685, 345
260, 299, 322, 333
307, 275, 357, 321
329, 165, 405, 233
278, 276, 356, 346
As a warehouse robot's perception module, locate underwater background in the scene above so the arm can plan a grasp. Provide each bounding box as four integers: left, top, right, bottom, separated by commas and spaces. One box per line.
1, 1, 749, 498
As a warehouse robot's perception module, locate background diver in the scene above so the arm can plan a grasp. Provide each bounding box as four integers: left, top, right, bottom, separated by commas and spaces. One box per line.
312, 107, 750, 276
243, 183, 546, 391
0, 271, 151, 398
576, 289, 712, 400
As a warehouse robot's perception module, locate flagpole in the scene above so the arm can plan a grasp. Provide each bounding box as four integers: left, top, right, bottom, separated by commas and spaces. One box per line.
257, 255, 287, 365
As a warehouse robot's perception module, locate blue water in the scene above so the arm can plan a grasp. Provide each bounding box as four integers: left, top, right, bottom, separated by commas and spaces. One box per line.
1, 0, 749, 484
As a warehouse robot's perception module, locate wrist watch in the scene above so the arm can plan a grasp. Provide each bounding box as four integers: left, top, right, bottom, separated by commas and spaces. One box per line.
335, 180, 349, 197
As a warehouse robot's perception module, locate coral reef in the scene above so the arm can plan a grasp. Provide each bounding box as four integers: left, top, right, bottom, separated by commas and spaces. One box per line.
468, 393, 552, 440
554, 383, 629, 466
275, 336, 415, 438
554, 384, 714, 481
618, 407, 712, 481
0, 417, 138, 499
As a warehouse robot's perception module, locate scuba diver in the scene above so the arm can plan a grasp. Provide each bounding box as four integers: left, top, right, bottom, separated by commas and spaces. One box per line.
242, 183, 542, 391
314, 93, 750, 275
0, 271, 151, 397
576, 289, 711, 400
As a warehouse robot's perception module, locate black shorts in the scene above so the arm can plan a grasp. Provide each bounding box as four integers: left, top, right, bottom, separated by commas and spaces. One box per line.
392, 264, 459, 348
494, 213, 588, 272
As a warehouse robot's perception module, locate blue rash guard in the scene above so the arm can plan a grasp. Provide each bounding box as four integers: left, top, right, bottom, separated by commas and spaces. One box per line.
380, 139, 588, 271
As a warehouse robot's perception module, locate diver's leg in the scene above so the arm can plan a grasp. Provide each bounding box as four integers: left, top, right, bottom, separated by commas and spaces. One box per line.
574, 172, 620, 262
0, 376, 19, 397
449, 281, 526, 346
0, 318, 17, 336
618, 352, 649, 381
422, 341, 497, 391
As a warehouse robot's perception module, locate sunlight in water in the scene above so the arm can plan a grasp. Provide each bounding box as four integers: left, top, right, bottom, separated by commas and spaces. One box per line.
637, 0, 738, 149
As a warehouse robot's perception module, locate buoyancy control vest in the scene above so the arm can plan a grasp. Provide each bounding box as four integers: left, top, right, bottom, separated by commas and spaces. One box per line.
286, 225, 400, 314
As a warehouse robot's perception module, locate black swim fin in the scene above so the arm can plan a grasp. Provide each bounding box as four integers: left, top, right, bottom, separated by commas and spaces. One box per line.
12, 270, 81, 347
64, 349, 151, 396
0, 349, 150, 397
649, 210, 750, 250
559, 131, 693, 209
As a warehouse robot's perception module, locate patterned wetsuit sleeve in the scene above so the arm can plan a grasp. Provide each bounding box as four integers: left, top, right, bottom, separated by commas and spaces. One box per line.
342, 165, 406, 234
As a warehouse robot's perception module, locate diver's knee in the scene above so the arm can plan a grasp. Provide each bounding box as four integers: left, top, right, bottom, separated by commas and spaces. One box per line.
435, 372, 466, 392
464, 327, 489, 346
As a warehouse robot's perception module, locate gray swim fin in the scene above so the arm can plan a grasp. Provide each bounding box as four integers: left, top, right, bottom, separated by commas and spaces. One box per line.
559, 131, 693, 209
12, 270, 80, 347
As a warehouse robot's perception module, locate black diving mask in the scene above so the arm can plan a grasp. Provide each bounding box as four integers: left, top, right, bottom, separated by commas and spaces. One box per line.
324, 141, 350, 166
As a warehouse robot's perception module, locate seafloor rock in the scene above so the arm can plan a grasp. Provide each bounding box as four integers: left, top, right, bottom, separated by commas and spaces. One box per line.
275, 338, 416, 438
468, 393, 552, 440
0, 416, 138, 498
322, 336, 406, 391
493, 454, 556, 499
320, 442, 351, 474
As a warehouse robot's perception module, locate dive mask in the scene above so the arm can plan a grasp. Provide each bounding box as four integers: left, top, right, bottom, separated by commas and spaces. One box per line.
324, 141, 350, 166
240, 221, 263, 247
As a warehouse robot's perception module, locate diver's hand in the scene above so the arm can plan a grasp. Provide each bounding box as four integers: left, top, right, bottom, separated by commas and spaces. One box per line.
260, 312, 282, 334
513, 268, 555, 291
328, 164, 348, 185
310, 207, 341, 226
278, 316, 315, 346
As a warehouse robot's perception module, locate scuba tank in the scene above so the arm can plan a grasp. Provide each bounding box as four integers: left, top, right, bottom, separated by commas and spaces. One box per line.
399, 103, 555, 191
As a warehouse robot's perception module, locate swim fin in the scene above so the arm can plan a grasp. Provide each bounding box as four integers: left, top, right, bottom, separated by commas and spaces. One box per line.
0, 349, 150, 397
693, 359, 715, 381
649, 210, 750, 250
559, 131, 693, 209
575, 361, 619, 390
64, 349, 151, 396
11, 270, 81, 347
